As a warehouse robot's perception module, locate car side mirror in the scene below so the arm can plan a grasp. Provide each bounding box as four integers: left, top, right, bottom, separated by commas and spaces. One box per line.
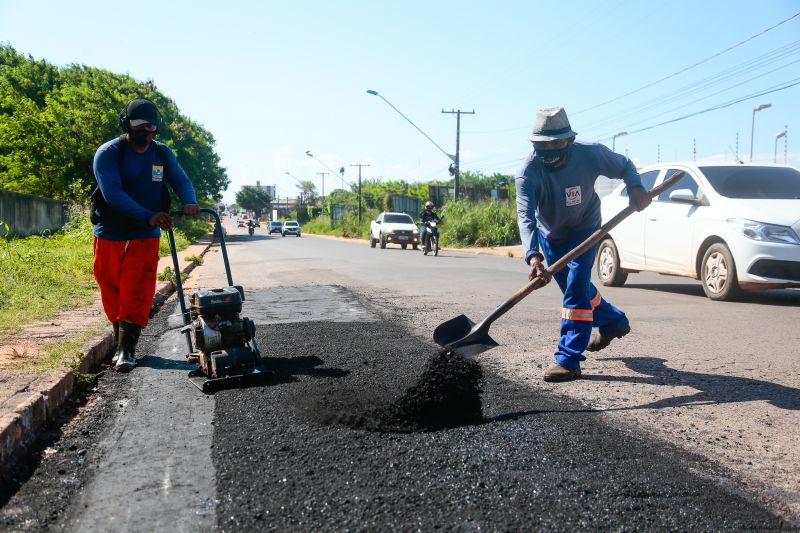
669, 189, 699, 204
375, 220, 381, 224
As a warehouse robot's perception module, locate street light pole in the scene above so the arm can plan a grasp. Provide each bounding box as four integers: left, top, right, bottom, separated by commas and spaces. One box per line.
612, 131, 628, 152
316, 172, 328, 213
306, 150, 348, 190
774, 129, 787, 163
366, 90, 455, 162
284, 171, 304, 211
750, 103, 772, 162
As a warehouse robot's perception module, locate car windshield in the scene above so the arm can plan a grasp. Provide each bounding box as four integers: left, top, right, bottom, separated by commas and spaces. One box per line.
284, 222, 298, 227
384, 214, 414, 224
699, 166, 800, 199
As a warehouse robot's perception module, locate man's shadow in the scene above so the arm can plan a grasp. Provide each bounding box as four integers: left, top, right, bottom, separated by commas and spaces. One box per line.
591, 356, 800, 411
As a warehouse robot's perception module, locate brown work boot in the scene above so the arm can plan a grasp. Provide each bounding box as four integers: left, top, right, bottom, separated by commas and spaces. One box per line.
543, 363, 582, 382
586, 324, 631, 353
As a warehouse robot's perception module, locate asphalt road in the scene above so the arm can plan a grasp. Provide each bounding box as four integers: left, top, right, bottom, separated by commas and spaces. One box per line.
1, 226, 798, 531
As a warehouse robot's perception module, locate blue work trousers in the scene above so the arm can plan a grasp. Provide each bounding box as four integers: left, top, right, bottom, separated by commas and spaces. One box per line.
538, 227, 628, 369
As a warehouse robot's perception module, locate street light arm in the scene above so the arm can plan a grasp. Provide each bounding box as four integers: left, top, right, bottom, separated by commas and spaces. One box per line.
366, 89, 456, 162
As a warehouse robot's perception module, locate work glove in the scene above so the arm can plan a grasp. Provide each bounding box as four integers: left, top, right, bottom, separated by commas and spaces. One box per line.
528, 254, 552, 284
628, 186, 651, 212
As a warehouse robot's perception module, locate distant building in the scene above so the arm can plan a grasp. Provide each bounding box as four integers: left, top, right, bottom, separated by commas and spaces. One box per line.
254, 181, 276, 200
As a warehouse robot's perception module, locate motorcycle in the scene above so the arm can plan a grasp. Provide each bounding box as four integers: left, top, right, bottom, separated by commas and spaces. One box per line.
422, 221, 440, 256
248, 223, 255, 236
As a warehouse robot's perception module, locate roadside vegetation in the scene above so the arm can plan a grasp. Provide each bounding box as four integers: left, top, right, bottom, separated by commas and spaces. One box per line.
0, 210, 210, 342
301, 198, 520, 248
299, 171, 520, 248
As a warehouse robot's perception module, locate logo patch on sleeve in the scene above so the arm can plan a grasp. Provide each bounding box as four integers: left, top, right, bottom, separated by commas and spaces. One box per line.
152, 165, 164, 182
565, 186, 581, 206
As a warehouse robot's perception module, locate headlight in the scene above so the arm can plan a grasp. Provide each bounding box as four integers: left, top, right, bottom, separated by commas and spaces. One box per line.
727, 219, 800, 245
413, 229, 419, 234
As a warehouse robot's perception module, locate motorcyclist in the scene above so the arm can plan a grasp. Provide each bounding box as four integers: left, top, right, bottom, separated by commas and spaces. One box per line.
419, 201, 442, 254
247, 218, 256, 235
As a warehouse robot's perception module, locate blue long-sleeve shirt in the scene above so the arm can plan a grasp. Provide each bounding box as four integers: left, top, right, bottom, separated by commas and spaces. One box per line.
92, 137, 197, 240
515, 141, 642, 264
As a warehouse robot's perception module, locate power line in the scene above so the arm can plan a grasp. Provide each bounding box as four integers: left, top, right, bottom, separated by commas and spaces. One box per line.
582, 39, 800, 134
595, 76, 800, 140
574, 10, 800, 115
588, 56, 800, 140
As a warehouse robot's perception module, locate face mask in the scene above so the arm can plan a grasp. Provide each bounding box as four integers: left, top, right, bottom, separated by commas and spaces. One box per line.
130, 129, 155, 148
535, 146, 570, 170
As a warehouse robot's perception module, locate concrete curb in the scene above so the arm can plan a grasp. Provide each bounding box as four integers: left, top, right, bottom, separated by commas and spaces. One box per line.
0, 237, 214, 472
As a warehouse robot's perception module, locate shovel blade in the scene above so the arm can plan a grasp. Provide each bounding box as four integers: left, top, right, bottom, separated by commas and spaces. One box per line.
433, 314, 499, 358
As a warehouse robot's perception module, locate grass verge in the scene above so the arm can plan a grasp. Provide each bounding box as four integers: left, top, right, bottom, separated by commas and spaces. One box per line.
0, 210, 210, 342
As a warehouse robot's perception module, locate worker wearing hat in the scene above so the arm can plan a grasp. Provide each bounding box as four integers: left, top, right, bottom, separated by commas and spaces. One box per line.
516, 107, 651, 382
92, 98, 199, 372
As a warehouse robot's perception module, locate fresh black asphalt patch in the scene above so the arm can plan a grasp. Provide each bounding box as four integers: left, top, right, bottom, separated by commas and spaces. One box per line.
0, 288, 792, 531
213, 317, 788, 531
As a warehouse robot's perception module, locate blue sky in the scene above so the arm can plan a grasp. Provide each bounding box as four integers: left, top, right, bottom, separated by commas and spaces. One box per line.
2, 0, 799, 203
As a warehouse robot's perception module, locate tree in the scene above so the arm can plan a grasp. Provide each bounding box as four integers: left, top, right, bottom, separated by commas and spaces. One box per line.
297, 180, 317, 206
235, 186, 271, 217
0, 44, 230, 203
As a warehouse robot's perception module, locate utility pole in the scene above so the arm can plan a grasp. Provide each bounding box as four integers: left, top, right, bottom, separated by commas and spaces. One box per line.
350, 163, 370, 223
316, 172, 329, 213
735, 132, 739, 161
442, 108, 475, 200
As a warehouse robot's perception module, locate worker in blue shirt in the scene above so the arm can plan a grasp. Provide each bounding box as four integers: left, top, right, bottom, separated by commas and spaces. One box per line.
92, 98, 199, 372
516, 107, 651, 382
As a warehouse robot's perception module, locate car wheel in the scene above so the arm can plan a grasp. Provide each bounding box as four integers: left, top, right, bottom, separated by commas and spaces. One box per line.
596, 238, 627, 287
297, 233, 301, 237
370, 236, 377, 248
282, 232, 285, 237
401, 243, 408, 250
412, 243, 418, 250
701, 243, 740, 301
379, 233, 387, 249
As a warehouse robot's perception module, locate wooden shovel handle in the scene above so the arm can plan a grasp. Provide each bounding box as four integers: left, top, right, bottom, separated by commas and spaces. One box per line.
484, 171, 686, 325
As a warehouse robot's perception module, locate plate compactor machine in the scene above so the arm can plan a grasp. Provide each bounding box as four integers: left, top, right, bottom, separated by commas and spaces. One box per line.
167, 208, 271, 394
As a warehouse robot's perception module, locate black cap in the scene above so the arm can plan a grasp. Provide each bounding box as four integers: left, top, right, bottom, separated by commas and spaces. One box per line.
125, 99, 160, 126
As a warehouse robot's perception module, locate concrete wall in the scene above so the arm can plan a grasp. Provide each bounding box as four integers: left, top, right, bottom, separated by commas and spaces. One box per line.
0, 190, 66, 237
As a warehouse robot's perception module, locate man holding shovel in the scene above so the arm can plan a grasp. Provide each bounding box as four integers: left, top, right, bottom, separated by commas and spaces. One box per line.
516, 107, 651, 382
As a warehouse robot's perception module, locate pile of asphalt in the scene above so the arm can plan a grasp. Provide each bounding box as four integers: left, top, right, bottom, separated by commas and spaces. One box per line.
333, 349, 483, 432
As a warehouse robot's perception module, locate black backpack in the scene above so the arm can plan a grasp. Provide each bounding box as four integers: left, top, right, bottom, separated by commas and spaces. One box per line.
89, 135, 172, 227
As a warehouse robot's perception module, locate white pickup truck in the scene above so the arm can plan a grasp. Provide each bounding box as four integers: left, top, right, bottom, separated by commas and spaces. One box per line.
369, 212, 420, 250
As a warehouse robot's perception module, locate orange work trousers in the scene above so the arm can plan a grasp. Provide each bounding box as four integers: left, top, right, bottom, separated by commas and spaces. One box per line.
93, 237, 160, 326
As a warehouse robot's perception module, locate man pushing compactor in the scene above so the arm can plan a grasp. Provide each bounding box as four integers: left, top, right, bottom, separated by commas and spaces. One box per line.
515, 107, 651, 382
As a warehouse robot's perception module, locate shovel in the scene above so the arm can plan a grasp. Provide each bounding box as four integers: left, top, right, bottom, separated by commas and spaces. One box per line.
433, 171, 686, 357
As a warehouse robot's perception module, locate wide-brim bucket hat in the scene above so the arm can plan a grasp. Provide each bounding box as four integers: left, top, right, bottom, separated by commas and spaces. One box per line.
528, 106, 578, 142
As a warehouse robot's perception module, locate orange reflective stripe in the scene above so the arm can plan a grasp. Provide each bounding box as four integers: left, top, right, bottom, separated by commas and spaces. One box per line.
562, 308, 593, 322
590, 292, 602, 310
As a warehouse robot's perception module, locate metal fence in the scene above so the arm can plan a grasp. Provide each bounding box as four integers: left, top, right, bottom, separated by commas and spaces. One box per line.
387, 194, 420, 218
0, 190, 67, 237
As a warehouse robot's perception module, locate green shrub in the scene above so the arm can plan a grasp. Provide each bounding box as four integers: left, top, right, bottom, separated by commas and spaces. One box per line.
439, 200, 519, 248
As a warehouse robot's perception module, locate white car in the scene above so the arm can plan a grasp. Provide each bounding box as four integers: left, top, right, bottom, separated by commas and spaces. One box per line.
597, 162, 800, 301
370, 212, 420, 250
282, 220, 301, 237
